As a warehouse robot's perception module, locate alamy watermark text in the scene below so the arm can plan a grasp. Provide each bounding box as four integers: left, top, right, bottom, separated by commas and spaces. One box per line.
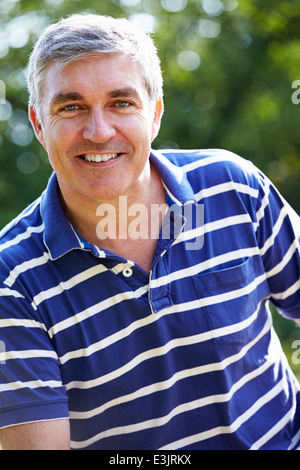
95, 197, 205, 250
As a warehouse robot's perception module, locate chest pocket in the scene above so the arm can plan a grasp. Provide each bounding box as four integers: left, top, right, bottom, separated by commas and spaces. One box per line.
193, 257, 258, 345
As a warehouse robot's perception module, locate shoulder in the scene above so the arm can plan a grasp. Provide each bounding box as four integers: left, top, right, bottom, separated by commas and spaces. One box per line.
158, 148, 262, 191
158, 148, 255, 172
0, 197, 44, 278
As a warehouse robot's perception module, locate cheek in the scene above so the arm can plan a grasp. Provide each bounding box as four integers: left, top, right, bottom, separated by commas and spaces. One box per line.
124, 114, 153, 145
43, 120, 78, 155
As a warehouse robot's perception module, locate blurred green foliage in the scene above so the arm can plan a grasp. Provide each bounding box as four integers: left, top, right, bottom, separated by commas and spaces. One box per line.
0, 0, 299, 379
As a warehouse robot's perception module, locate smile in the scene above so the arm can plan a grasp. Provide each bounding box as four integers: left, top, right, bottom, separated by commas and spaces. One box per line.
81, 153, 119, 162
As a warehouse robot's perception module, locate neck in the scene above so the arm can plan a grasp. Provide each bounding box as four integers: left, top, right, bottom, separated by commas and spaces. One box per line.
58, 163, 167, 273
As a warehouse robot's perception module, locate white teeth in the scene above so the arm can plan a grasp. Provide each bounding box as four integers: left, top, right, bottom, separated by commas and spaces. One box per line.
84, 153, 118, 162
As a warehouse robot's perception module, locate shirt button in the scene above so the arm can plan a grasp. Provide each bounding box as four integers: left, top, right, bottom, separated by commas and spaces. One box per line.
122, 267, 133, 278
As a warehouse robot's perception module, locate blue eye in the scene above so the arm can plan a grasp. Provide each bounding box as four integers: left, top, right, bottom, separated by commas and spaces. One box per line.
62, 104, 79, 112
115, 101, 131, 108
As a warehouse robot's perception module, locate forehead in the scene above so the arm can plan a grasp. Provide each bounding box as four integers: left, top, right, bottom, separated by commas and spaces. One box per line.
42, 53, 147, 104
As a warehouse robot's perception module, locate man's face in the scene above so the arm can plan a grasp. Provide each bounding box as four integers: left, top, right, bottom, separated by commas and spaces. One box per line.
30, 53, 163, 204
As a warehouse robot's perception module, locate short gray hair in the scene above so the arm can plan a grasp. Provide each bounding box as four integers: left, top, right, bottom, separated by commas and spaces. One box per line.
26, 14, 163, 119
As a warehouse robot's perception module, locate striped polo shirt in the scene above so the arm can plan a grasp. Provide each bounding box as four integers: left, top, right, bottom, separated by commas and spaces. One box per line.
0, 149, 300, 450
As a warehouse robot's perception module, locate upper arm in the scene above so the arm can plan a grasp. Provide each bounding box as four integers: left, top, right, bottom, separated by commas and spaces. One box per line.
0, 282, 69, 435
254, 172, 300, 319
0, 419, 70, 450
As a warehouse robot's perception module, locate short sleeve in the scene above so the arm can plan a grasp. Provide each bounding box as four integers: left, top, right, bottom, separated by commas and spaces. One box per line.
0, 282, 69, 429
254, 170, 300, 319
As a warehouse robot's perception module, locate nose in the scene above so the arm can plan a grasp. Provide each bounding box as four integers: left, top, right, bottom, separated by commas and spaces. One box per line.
82, 106, 116, 142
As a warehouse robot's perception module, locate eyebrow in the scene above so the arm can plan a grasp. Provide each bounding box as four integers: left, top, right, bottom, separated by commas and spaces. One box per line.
49, 92, 84, 110
108, 87, 141, 100
49, 87, 141, 110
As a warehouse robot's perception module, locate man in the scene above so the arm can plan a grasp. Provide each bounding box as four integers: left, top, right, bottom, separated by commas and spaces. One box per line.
0, 14, 299, 450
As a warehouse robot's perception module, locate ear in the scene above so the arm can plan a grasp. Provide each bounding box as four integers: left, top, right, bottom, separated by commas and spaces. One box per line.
29, 105, 47, 150
151, 96, 164, 142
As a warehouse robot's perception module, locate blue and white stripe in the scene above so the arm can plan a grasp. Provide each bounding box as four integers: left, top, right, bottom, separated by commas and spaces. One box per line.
0, 148, 299, 449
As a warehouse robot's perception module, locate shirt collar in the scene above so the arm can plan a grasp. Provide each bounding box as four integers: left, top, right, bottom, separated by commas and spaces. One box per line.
40, 173, 83, 260
41, 150, 195, 260
150, 149, 196, 205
